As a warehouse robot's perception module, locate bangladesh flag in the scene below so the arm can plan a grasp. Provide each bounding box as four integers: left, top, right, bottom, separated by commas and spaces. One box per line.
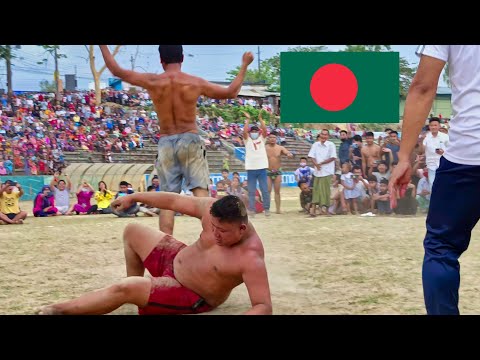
280, 52, 399, 123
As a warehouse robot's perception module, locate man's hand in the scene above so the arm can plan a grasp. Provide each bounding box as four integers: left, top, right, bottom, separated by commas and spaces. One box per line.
315, 164, 321, 171
242, 52, 254, 67
388, 160, 412, 209
111, 195, 136, 213
435, 149, 444, 155
287, 152, 294, 158
16, 182, 21, 189
242, 111, 251, 120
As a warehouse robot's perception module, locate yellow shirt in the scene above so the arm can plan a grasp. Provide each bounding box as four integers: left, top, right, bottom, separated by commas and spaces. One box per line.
95, 190, 113, 209
1, 192, 21, 214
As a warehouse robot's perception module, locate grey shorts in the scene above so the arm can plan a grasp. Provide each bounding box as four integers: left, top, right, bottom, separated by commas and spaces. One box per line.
156, 133, 210, 194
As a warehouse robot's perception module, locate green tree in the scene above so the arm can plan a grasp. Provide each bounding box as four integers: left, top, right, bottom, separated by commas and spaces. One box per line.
0, 45, 15, 103
37, 45, 67, 104
86, 45, 122, 105
39, 80, 57, 92
341, 45, 415, 96
443, 63, 450, 87
226, 45, 328, 92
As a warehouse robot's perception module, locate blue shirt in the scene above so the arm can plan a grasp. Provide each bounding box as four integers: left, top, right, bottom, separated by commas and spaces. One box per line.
339, 138, 352, 163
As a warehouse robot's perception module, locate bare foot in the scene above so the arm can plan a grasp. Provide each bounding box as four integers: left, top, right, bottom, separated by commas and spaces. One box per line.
37, 305, 62, 315
14, 219, 24, 224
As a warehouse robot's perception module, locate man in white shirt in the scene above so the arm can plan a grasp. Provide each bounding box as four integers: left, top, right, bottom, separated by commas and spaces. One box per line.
243, 112, 270, 216
308, 129, 337, 215
49, 172, 72, 215
422, 117, 449, 189
390, 45, 480, 315
416, 170, 430, 212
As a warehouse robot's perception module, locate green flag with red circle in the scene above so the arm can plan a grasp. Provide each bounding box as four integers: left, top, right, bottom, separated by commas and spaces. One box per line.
280, 52, 399, 123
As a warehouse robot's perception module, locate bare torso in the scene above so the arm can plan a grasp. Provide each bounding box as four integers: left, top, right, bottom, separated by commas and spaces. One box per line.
145, 72, 204, 135
173, 212, 264, 307
266, 144, 286, 170
362, 144, 381, 167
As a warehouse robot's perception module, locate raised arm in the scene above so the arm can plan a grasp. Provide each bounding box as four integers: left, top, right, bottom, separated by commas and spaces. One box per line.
112, 192, 215, 219
50, 171, 60, 191
258, 112, 268, 138
16, 182, 24, 197
99, 45, 156, 89
243, 111, 250, 140
201, 52, 254, 99
242, 254, 273, 315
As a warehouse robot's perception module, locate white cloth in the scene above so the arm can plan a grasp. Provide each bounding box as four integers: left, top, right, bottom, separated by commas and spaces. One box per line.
244, 135, 268, 170
417, 45, 480, 165
54, 188, 70, 209
308, 141, 337, 177
422, 131, 449, 170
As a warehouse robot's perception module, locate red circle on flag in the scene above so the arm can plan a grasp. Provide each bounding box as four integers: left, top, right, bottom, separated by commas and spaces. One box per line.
310, 63, 358, 112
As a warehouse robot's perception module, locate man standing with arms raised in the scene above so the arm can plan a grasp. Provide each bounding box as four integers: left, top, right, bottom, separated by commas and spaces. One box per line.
100, 45, 254, 234
243, 112, 271, 217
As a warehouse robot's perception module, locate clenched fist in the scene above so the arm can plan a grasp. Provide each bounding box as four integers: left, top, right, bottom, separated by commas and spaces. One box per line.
242, 52, 254, 66
111, 194, 136, 212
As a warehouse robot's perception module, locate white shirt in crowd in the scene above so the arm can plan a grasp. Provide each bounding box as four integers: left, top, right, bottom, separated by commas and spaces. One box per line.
417, 45, 480, 165
308, 140, 337, 177
54, 188, 70, 209
423, 131, 449, 170
244, 135, 268, 170
416, 177, 431, 200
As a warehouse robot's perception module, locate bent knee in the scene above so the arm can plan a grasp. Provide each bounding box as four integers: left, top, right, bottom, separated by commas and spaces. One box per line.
123, 223, 144, 243
112, 277, 151, 306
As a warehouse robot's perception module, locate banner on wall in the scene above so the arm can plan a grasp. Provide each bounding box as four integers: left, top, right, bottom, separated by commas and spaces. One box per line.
145, 172, 299, 189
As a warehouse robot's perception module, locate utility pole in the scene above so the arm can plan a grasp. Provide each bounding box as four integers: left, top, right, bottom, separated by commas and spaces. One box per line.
130, 46, 140, 71
54, 46, 60, 104
5, 45, 12, 104
257, 46, 261, 73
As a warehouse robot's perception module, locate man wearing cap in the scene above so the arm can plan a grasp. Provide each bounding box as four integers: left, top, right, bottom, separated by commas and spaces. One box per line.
0, 180, 28, 224
99, 45, 254, 234
242, 111, 271, 217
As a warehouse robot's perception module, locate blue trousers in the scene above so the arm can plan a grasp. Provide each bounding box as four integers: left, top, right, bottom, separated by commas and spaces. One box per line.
247, 169, 270, 212
423, 157, 480, 315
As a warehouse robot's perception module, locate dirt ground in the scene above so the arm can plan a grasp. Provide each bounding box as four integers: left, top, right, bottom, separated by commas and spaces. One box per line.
2, 187, 480, 315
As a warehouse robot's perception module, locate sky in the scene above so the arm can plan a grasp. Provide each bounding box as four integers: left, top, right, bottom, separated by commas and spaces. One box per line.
0, 45, 438, 92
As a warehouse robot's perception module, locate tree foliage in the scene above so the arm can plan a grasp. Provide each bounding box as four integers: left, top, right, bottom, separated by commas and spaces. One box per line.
39, 80, 57, 92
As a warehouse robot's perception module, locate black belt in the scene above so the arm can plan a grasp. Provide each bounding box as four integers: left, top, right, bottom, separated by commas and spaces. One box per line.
147, 298, 207, 311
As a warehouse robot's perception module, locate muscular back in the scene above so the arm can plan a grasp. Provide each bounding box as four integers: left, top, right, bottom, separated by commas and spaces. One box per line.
146, 72, 203, 135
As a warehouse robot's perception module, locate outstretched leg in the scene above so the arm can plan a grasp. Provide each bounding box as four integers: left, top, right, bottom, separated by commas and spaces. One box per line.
38, 277, 151, 315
